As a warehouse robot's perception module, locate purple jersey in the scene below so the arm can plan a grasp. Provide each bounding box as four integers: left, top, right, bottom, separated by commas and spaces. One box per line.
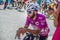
25, 14, 50, 36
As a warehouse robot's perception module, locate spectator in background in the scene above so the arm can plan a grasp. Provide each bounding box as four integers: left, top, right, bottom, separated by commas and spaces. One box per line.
44, 0, 50, 9
52, 0, 60, 40
37, 0, 42, 6
3, 0, 11, 9
3, 0, 16, 9
27, 0, 38, 7
10, 0, 15, 7
45, 0, 51, 5
3, 0, 8, 9
0, 0, 2, 5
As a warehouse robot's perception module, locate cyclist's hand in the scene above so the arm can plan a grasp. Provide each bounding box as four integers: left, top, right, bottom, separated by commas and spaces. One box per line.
15, 28, 27, 39
15, 28, 23, 39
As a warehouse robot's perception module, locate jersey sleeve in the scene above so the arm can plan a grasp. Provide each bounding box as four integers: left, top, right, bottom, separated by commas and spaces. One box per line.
25, 17, 30, 26
43, 15, 48, 28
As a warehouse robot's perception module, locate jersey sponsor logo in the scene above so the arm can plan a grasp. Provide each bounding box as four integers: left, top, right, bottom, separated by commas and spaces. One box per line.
35, 22, 39, 26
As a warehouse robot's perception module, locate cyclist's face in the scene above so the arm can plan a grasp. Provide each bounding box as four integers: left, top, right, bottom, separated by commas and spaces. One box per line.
28, 11, 37, 18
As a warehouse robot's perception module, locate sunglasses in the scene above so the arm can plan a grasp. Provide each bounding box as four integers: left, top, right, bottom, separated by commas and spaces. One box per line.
27, 10, 37, 14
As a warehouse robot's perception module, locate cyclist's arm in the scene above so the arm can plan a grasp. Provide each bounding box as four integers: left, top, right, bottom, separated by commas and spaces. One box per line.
26, 27, 41, 35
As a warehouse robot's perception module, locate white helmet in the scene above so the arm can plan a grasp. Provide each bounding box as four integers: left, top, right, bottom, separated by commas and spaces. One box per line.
27, 3, 39, 14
